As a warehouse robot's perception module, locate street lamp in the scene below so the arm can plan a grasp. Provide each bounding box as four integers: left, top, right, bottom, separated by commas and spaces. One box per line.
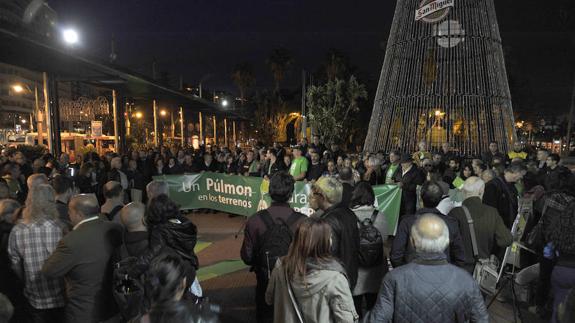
221, 99, 229, 107
21, 119, 26, 124
62, 28, 79, 45
160, 109, 167, 117
134, 111, 143, 119
12, 84, 24, 93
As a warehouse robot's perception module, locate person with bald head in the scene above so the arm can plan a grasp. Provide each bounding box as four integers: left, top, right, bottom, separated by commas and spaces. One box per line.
101, 181, 124, 222
118, 202, 148, 258
366, 214, 489, 322
26, 173, 48, 191
449, 176, 512, 273
390, 180, 465, 268
42, 194, 122, 323
146, 180, 169, 201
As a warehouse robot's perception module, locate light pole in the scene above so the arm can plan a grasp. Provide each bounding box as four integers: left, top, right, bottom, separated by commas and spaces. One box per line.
10, 83, 38, 133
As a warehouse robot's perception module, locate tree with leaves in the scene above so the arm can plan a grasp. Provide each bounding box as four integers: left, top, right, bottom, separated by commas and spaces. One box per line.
231, 62, 255, 106
306, 76, 367, 145
266, 48, 294, 93
252, 91, 299, 144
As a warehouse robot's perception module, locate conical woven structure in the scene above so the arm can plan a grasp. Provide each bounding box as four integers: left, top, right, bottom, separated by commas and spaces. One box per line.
364, 0, 516, 156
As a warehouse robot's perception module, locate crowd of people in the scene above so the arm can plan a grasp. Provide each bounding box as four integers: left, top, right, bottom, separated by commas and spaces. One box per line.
0, 136, 573, 323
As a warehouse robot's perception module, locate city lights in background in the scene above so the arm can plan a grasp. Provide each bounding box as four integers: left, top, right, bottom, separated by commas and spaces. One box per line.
160, 109, 167, 116
135, 111, 143, 119
221, 99, 229, 107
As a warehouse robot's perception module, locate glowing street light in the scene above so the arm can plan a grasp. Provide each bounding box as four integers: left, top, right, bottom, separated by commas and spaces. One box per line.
134, 112, 143, 119
160, 109, 167, 117
12, 84, 24, 93
21, 119, 27, 124
62, 28, 79, 45
221, 99, 229, 107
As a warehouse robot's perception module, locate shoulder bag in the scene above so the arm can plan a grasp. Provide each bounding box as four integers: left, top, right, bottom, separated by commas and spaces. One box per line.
285, 269, 306, 323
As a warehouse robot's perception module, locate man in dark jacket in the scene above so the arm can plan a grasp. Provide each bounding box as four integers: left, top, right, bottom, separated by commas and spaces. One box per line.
338, 167, 355, 206
42, 194, 122, 323
543, 154, 574, 192
481, 141, 506, 167
311, 176, 360, 289
118, 202, 148, 257
52, 175, 74, 230
241, 171, 306, 323
391, 181, 465, 268
393, 153, 424, 217
306, 152, 326, 182
366, 214, 489, 323
449, 177, 513, 273
483, 165, 524, 228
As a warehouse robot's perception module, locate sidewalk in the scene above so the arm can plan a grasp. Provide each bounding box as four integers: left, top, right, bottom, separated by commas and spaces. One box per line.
190, 211, 546, 323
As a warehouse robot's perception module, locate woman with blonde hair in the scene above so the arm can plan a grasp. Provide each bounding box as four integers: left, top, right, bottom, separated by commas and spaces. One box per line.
266, 217, 358, 323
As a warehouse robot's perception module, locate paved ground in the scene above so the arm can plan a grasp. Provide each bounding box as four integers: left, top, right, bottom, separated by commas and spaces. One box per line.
189, 211, 547, 323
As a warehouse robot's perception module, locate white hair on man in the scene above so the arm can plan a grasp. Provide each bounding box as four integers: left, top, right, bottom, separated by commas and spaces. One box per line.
146, 180, 169, 200
462, 176, 485, 199
410, 213, 450, 253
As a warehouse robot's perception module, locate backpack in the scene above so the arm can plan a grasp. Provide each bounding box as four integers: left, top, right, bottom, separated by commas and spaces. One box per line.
257, 210, 300, 279
357, 210, 384, 267
112, 244, 149, 321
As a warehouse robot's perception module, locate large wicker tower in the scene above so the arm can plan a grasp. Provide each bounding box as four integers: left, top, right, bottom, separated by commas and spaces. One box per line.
364, 0, 516, 156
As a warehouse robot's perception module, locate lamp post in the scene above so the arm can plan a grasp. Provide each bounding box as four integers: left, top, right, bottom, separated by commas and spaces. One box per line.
153, 100, 158, 147
179, 107, 185, 146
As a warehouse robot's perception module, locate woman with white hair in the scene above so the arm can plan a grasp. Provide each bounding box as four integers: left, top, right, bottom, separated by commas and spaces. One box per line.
7, 184, 66, 321
448, 177, 513, 273
363, 156, 384, 185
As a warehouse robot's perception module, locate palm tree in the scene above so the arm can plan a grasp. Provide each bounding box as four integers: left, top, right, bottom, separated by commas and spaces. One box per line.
231, 63, 255, 106
323, 49, 350, 81
266, 48, 294, 93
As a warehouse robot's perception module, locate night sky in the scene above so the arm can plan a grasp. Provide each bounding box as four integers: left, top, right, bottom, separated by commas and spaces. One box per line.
48, 0, 575, 120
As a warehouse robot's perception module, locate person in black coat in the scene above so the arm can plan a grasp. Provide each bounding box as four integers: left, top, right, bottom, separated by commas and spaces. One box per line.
262, 148, 285, 179
165, 157, 183, 175
390, 181, 466, 268
198, 154, 218, 173
481, 141, 506, 168
338, 167, 355, 207
482, 165, 524, 229
145, 195, 198, 290
305, 152, 325, 182
117, 202, 148, 258
543, 154, 574, 192
311, 176, 360, 290
393, 154, 424, 217
76, 162, 96, 194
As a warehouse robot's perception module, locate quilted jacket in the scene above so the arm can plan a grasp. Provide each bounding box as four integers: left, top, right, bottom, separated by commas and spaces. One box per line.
364, 252, 489, 323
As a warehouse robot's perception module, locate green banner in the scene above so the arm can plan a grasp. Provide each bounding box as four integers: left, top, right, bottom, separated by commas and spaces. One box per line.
155, 172, 402, 235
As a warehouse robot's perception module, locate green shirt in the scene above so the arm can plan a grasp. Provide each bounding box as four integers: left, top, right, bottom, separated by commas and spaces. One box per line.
385, 164, 398, 183
289, 157, 309, 179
